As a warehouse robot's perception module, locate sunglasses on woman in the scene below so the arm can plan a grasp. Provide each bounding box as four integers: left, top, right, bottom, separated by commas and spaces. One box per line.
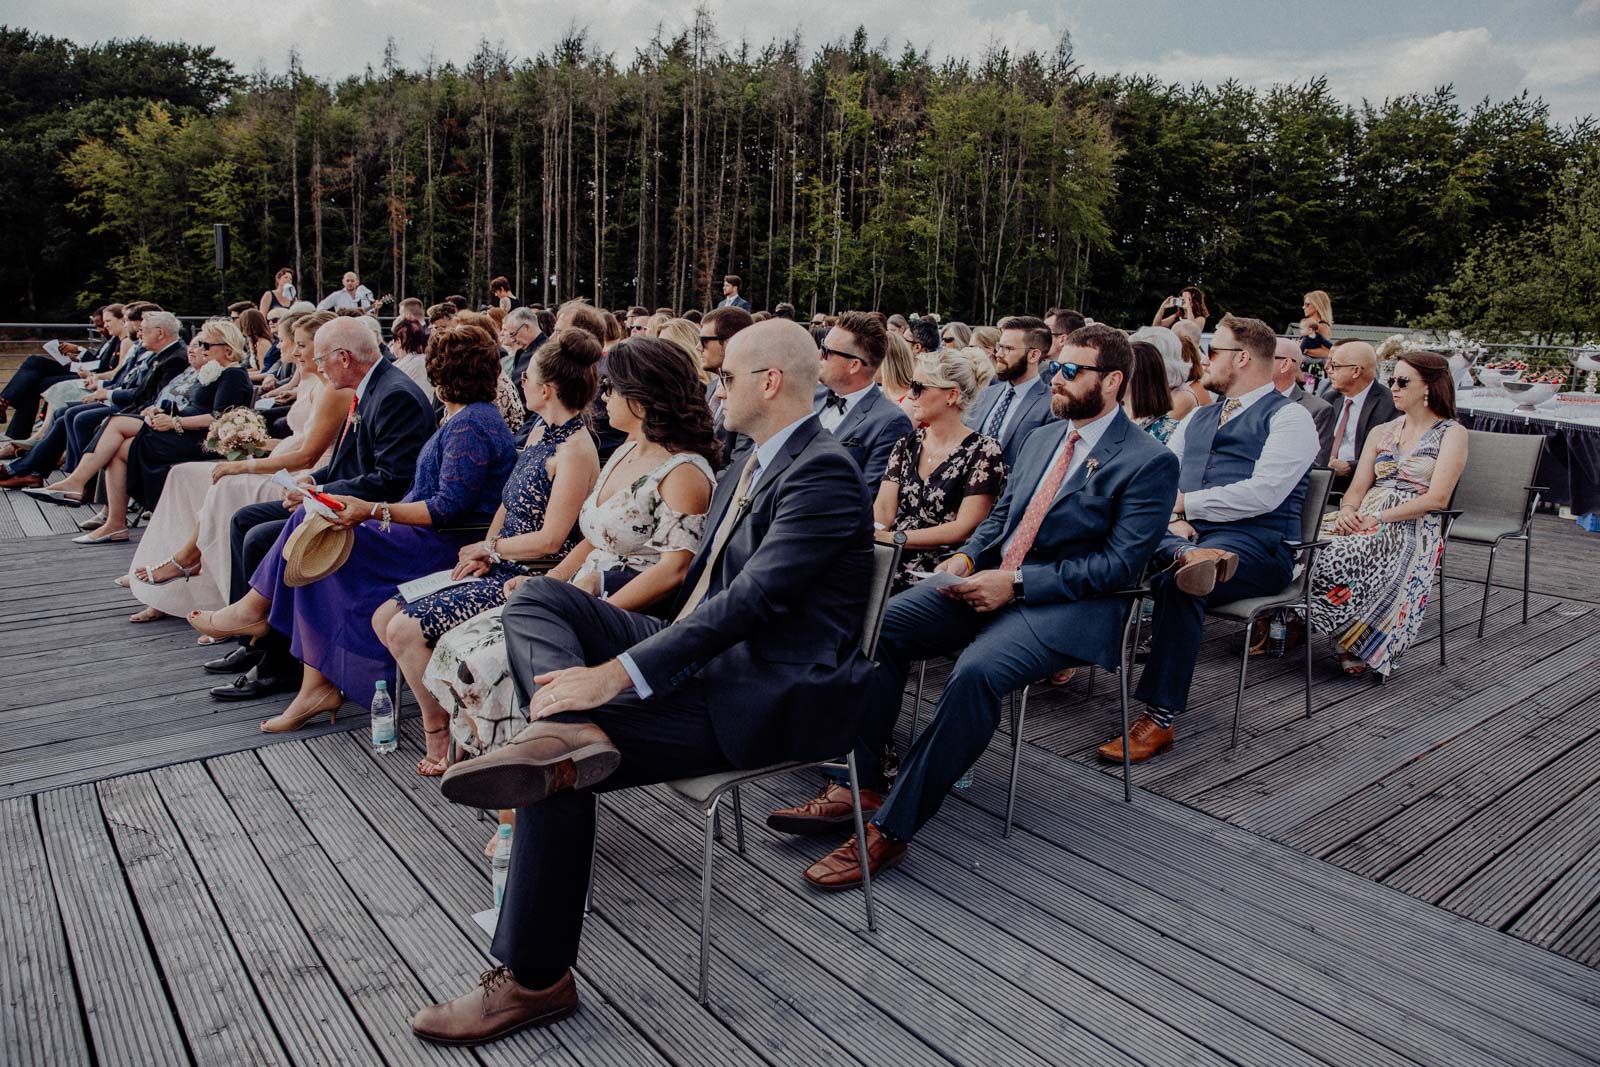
906, 380, 951, 398
1388, 375, 1412, 389
598, 377, 613, 398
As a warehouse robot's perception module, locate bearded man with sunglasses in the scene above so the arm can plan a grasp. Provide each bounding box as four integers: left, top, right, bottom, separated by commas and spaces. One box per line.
813, 311, 912, 486
1105, 314, 1319, 763
791, 324, 1179, 888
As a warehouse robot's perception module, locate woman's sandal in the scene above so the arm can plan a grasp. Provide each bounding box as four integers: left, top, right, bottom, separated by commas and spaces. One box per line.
187, 608, 270, 641
417, 724, 450, 777
134, 556, 199, 586
129, 606, 166, 623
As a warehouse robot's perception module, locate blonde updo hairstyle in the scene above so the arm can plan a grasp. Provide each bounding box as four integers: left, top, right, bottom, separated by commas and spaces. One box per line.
917, 349, 982, 412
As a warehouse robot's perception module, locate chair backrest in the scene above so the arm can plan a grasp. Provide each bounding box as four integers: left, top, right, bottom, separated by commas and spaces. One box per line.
860, 541, 903, 661
1450, 430, 1544, 525
1300, 467, 1334, 546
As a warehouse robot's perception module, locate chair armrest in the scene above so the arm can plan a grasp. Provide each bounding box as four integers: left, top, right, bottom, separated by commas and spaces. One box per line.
440, 522, 493, 536
1084, 585, 1152, 602
1285, 538, 1332, 553
1427, 508, 1462, 519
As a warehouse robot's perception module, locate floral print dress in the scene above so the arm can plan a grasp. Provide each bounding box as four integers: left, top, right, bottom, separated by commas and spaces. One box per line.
884, 429, 1007, 587
1309, 419, 1456, 675
423, 442, 714, 757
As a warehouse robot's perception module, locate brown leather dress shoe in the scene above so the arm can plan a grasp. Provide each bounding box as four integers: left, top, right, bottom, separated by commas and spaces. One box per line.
803, 823, 907, 891
0, 473, 44, 490
439, 720, 620, 810
767, 783, 884, 835
1097, 714, 1175, 763
1173, 547, 1239, 597
412, 967, 578, 1046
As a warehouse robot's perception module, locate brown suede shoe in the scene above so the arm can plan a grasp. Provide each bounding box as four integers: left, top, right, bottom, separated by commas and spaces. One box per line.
0, 473, 44, 490
803, 823, 907, 891
1173, 547, 1239, 597
411, 967, 578, 1046
1097, 714, 1175, 763
767, 783, 884, 835
439, 720, 620, 810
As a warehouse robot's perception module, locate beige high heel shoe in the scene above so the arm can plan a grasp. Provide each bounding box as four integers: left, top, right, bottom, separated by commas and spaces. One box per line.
260, 687, 342, 734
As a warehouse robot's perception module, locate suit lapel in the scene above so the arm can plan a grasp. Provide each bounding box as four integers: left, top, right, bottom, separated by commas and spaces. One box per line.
831, 385, 878, 442
1050, 411, 1128, 506
1001, 380, 1045, 448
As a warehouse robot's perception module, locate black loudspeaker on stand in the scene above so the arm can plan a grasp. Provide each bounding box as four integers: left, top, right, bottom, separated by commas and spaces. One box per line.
213, 223, 230, 305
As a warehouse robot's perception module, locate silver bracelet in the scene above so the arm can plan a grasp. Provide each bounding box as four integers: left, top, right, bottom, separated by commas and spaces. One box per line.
379, 502, 392, 532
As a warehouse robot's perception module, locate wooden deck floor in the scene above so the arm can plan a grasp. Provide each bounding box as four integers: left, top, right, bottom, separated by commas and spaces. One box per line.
4, 490, 1600, 1065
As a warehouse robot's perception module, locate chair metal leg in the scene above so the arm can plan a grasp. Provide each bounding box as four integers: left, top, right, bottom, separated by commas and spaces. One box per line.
909, 660, 926, 746
696, 798, 720, 1005
730, 785, 746, 855
1230, 615, 1254, 748
845, 751, 878, 932
1478, 541, 1501, 638
1521, 532, 1532, 625
1437, 538, 1448, 667
583, 823, 597, 915
393, 666, 404, 717
1004, 686, 1029, 837
712, 806, 723, 844
1120, 639, 1133, 803
1304, 586, 1315, 720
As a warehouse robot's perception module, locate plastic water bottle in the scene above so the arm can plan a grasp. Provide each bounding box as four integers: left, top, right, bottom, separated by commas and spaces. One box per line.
1268, 614, 1287, 658
370, 680, 396, 753
954, 765, 975, 790
491, 824, 513, 909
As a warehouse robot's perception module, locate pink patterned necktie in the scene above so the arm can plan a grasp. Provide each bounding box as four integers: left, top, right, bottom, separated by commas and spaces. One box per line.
1001, 431, 1081, 571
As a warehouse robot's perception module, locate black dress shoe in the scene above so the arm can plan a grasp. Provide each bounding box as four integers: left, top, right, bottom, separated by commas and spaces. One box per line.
204, 643, 264, 675
209, 664, 301, 701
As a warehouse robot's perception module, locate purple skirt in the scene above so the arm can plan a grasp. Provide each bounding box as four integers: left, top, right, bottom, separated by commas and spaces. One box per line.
252, 509, 467, 709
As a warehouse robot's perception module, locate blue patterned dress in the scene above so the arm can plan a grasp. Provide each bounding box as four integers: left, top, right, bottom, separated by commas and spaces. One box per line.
251, 401, 516, 708
1309, 418, 1457, 675
402, 414, 588, 644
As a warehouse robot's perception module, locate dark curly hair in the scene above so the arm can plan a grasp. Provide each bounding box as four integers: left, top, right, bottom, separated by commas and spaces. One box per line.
424, 323, 501, 405
603, 336, 719, 468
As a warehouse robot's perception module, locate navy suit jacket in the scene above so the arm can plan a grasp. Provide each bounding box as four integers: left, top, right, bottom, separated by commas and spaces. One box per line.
718, 294, 752, 311
957, 410, 1179, 671
814, 383, 913, 489
627, 416, 877, 768
964, 377, 1058, 469
113, 341, 189, 413
313, 357, 435, 502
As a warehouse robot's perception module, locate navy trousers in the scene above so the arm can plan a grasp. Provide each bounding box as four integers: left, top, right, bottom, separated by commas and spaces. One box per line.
6, 402, 109, 477
493, 578, 730, 983
2, 355, 76, 438
64, 404, 117, 472
856, 581, 1072, 843
1133, 529, 1292, 716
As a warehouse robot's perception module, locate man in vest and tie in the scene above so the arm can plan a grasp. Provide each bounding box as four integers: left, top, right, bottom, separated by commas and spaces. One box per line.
793, 325, 1179, 888
1105, 315, 1320, 763
416, 320, 876, 1046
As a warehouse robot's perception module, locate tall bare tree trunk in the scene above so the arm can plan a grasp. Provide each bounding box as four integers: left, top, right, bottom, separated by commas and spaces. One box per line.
311, 133, 324, 298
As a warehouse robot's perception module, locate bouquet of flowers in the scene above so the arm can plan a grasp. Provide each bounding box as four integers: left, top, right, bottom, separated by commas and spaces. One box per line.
204, 407, 271, 460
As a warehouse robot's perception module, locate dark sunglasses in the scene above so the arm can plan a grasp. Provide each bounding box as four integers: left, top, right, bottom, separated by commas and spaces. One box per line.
628, 324, 648, 333
698, 335, 718, 346
598, 377, 613, 398
1388, 375, 1412, 389
940, 335, 955, 344
1042, 360, 1106, 381
906, 380, 946, 398
819, 344, 865, 365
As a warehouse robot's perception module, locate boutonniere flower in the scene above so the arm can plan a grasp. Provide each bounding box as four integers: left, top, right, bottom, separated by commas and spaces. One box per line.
1085, 458, 1101, 479
196, 360, 224, 385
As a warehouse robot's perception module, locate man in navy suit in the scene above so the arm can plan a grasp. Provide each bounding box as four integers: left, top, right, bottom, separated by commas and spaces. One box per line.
716, 274, 753, 311
814, 310, 912, 487
414, 320, 874, 1046
963, 315, 1059, 469
209, 317, 433, 699
794, 325, 1180, 888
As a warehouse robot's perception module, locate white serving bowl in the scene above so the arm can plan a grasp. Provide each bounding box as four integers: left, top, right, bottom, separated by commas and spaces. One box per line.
1501, 380, 1559, 410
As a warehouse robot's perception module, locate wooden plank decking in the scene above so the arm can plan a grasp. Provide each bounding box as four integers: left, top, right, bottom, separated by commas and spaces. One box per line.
3, 495, 1600, 1065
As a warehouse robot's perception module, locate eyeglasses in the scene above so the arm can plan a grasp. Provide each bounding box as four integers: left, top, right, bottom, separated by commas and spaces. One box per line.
598, 377, 613, 398
906, 380, 948, 399
715, 367, 774, 388
940, 335, 955, 344
197, 340, 233, 351
312, 347, 352, 368
1209, 345, 1246, 356
1042, 360, 1106, 381
819, 344, 865, 365
1327, 362, 1359, 372
698, 335, 718, 346
628, 324, 648, 334
1388, 375, 1413, 389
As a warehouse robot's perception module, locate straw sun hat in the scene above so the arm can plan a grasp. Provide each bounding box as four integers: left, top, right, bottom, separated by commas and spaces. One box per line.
281, 513, 354, 587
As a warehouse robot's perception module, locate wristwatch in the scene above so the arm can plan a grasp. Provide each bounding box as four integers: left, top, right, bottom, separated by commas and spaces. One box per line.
1012, 570, 1025, 603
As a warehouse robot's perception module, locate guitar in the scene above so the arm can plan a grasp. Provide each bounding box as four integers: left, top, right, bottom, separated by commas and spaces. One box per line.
365, 293, 395, 317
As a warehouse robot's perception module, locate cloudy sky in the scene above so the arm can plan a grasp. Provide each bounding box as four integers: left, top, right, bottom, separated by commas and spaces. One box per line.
11, 0, 1600, 120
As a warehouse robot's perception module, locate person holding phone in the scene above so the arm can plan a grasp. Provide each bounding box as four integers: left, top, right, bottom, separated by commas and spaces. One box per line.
1152, 285, 1209, 333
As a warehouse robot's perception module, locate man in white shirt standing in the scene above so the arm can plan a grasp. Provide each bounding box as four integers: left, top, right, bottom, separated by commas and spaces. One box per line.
317, 271, 376, 312
1103, 314, 1320, 763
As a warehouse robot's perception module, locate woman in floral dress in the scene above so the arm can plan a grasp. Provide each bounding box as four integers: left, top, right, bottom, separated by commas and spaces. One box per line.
421, 336, 717, 853
876, 349, 1007, 589
1310, 351, 1468, 676
372, 328, 604, 777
